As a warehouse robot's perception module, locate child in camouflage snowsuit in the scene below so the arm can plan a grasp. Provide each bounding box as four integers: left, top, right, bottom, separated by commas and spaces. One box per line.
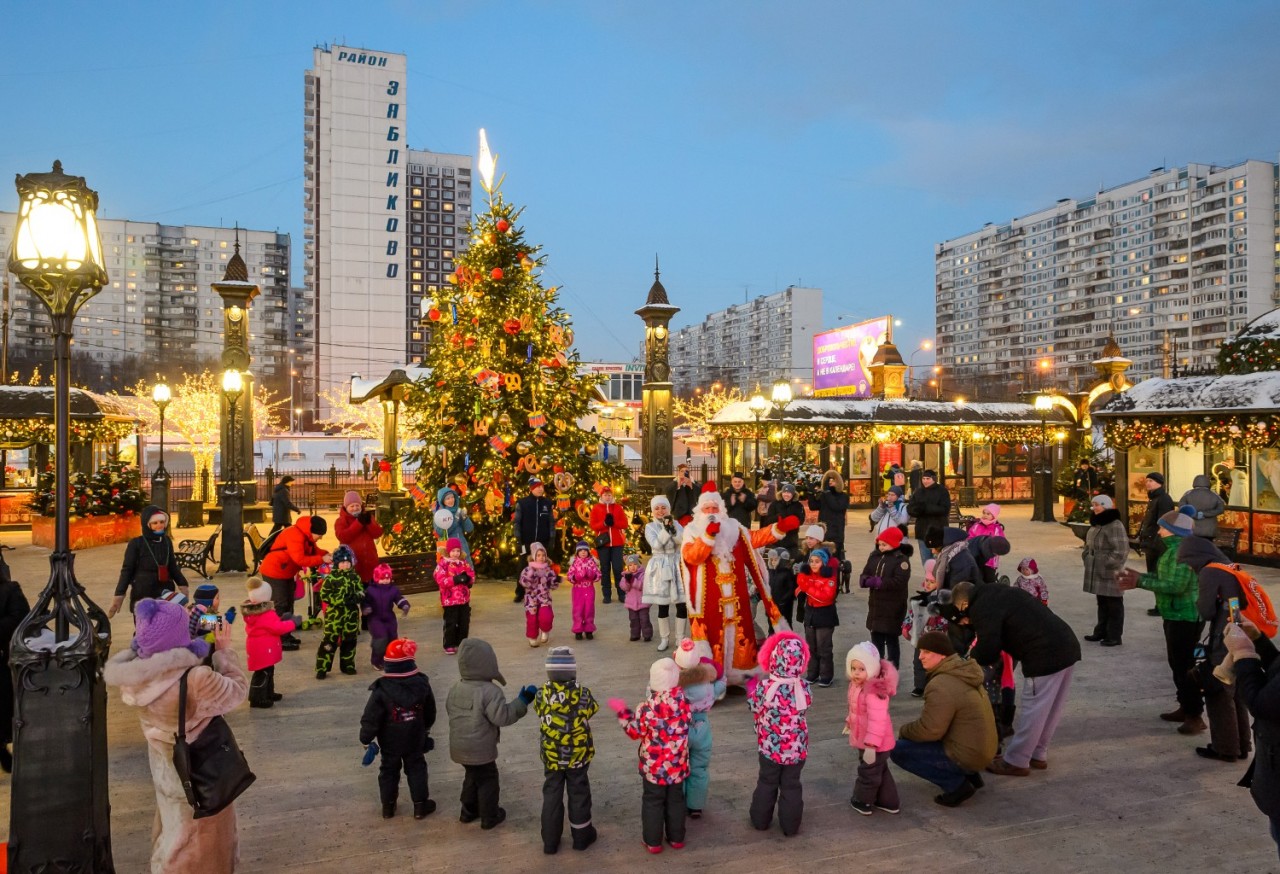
317, 545, 364, 678
534, 646, 599, 854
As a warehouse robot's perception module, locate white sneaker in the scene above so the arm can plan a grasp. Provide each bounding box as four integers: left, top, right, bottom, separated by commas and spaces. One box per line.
528, 638, 540, 648
538, 631, 548, 644
657, 638, 669, 652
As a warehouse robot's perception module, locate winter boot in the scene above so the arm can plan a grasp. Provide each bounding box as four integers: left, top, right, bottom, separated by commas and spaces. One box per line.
382, 802, 396, 819
571, 824, 598, 851
414, 800, 437, 819
655, 615, 671, 651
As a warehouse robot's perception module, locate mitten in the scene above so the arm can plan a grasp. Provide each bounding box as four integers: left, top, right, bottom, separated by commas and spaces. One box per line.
701, 656, 724, 682
776, 515, 801, 533
706, 519, 721, 535
291, 615, 304, 630
604, 512, 615, 526
358, 510, 373, 525
862, 748, 876, 765
518, 685, 537, 704
362, 741, 380, 767
606, 697, 630, 717
453, 572, 470, 586
400, 604, 411, 617
223, 606, 237, 625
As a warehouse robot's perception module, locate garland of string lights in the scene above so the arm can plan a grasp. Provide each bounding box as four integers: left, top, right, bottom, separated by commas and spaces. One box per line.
0, 418, 135, 449
712, 422, 1047, 445
1105, 415, 1279, 451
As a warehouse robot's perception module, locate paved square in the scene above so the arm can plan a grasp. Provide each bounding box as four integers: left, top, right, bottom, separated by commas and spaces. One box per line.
0, 506, 1274, 871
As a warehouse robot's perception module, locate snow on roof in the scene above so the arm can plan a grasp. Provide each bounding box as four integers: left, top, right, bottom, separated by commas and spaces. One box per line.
1234, 308, 1280, 341
0, 386, 135, 421
711, 398, 1068, 426
1095, 372, 1280, 416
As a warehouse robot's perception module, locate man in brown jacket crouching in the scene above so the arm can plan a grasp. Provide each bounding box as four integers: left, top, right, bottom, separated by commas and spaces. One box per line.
889, 632, 997, 807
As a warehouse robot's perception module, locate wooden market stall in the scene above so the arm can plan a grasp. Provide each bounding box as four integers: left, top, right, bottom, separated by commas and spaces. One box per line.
710, 397, 1072, 508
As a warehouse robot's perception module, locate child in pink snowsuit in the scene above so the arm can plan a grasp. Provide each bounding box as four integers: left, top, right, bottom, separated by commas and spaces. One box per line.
520, 542, 559, 647
567, 541, 600, 640
844, 641, 899, 815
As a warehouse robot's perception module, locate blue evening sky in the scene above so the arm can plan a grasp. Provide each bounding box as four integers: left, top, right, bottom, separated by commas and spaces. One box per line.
5, 1, 1280, 366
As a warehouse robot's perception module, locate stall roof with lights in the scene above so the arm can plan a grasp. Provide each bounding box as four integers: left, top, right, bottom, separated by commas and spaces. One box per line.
711, 398, 1071, 427
1095, 372, 1280, 417
0, 385, 137, 449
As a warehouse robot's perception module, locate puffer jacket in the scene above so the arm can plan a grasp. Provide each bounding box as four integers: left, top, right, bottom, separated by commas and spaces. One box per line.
535, 680, 599, 770
1237, 635, 1280, 818
359, 672, 436, 756
445, 639, 528, 765
259, 515, 327, 581
934, 528, 981, 589
862, 543, 913, 634
521, 562, 559, 612
1082, 508, 1129, 597
748, 632, 812, 764
870, 494, 910, 537
762, 498, 806, 552
115, 505, 188, 608
906, 483, 950, 545
335, 506, 383, 584
567, 554, 600, 587
434, 556, 474, 607
966, 519, 1005, 568
966, 584, 1081, 677
619, 566, 647, 611
1137, 534, 1199, 622
318, 568, 364, 626
241, 602, 300, 671
808, 486, 850, 545
363, 582, 409, 641
617, 688, 691, 784
433, 487, 474, 560
846, 659, 898, 753
1180, 475, 1226, 537
898, 653, 997, 772
588, 501, 629, 548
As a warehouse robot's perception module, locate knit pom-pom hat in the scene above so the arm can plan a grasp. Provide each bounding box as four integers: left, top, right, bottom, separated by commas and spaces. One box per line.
846, 641, 882, 680
383, 638, 420, 678
133, 598, 208, 659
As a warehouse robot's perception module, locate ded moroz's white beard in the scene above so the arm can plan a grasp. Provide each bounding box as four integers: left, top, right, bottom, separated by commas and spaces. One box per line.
682, 508, 742, 560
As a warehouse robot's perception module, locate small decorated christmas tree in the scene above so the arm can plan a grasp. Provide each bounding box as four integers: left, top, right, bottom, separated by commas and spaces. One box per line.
389, 131, 628, 573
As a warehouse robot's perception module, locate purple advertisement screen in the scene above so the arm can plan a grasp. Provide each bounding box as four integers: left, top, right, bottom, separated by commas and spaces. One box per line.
812, 317, 890, 397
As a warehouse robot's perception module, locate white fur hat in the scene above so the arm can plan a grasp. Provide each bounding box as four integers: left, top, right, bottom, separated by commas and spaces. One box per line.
695, 489, 725, 514
846, 642, 881, 680
246, 577, 272, 605
650, 494, 671, 511
804, 524, 825, 541
673, 638, 700, 670
649, 657, 681, 693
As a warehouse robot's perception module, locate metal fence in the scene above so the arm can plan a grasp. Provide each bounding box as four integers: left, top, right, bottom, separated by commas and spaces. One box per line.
151, 466, 422, 508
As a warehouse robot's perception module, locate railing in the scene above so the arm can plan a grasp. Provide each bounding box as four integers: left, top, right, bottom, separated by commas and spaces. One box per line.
148, 466, 422, 506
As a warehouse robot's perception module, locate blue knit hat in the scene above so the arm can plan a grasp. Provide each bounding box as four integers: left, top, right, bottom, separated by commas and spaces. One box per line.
193, 584, 218, 608
332, 545, 356, 568
809, 547, 831, 565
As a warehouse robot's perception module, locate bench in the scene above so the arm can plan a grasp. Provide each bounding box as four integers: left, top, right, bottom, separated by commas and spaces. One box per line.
1216, 526, 1243, 562
176, 530, 219, 581
380, 552, 438, 596
244, 524, 282, 575
306, 486, 351, 511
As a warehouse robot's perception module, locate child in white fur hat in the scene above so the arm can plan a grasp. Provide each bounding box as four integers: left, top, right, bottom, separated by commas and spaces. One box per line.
844, 641, 899, 815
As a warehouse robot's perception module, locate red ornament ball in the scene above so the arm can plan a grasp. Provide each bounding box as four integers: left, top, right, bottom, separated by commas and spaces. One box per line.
503, 318, 522, 335
491, 267, 504, 280
497, 219, 510, 232
427, 308, 442, 322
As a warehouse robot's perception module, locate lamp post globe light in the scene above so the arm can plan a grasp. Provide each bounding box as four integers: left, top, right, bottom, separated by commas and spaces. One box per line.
151, 381, 171, 513
1032, 394, 1056, 523
770, 378, 792, 468
747, 386, 769, 483
6, 162, 115, 871
219, 368, 248, 572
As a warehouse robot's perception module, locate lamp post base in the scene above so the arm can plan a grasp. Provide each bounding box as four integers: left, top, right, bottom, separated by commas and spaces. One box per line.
218, 484, 248, 572
151, 468, 170, 515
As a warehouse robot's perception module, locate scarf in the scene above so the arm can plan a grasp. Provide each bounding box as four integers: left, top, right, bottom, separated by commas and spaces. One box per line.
931, 538, 969, 589
763, 675, 811, 712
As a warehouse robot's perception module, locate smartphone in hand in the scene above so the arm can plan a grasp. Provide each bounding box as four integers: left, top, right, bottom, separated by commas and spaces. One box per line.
1228, 596, 1242, 624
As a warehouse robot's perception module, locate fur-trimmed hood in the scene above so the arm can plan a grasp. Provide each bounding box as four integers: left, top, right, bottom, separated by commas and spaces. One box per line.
757, 629, 809, 677
103, 646, 204, 707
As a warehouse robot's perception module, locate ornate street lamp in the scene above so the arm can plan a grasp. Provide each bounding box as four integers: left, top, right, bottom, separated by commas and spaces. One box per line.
771, 378, 793, 469
219, 369, 248, 572
151, 381, 171, 513
6, 161, 114, 871
748, 386, 768, 483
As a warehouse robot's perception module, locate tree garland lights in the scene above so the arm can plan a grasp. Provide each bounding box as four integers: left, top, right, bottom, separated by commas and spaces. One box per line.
712, 422, 1046, 445
0, 418, 134, 449
387, 178, 627, 573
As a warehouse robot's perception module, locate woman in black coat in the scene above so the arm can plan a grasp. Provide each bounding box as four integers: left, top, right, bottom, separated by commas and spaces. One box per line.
861, 527, 912, 668
762, 482, 806, 553
0, 551, 30, 771
1228, 621, 1280, 857
108, 505, 188, 618
808, 470, 851, 559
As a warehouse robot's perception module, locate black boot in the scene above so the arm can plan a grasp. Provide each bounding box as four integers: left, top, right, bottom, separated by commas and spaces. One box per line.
571, 824, 597, 851
413, 800, 437, 820
382, 802, 396, 819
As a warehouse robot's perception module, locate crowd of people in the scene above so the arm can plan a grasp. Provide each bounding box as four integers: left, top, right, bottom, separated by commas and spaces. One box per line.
92, 460, 1280, 871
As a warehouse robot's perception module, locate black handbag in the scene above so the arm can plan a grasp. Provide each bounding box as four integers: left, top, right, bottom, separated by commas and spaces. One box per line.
172, 667, 256, 819
594, 532, 611, 550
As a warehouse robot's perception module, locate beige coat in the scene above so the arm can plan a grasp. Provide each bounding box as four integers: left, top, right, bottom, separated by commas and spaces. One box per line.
104, 646, 249, 873
1082, 510, 1130, 598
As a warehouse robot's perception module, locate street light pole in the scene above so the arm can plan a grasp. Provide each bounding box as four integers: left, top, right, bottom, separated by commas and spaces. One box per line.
219, 369, 248, 572
151, 382, 170, 514
771, 378, 793, 472
1032, 394, 1055, 523
748, 386, 768, 485
6, 161, 114, 872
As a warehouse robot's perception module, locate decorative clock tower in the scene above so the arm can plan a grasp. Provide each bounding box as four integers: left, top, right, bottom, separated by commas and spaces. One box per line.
212, 231, 260, 500
635, 259, 680, 494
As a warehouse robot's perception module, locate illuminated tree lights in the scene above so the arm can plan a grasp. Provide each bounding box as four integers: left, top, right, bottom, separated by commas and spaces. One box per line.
1104, 415, 1279, 450
388, 187, 627, 573
712, 422, 1047, 446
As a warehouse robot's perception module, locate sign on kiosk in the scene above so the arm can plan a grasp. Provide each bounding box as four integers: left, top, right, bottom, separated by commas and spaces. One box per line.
811, 317, 892, 398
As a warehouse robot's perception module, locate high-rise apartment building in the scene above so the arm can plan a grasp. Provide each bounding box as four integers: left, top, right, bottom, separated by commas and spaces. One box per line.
304, 44, 472, 410
669, 286, 823, 395
935, 159, 1280, 397
0, 215, 289, 390
404, 148, 472, 364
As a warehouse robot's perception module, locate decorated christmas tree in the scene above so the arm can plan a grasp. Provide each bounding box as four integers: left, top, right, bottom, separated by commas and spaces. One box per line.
389, 131, 629, 573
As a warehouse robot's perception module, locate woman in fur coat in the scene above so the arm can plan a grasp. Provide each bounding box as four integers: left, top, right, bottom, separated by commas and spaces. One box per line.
104, 598, 249, 873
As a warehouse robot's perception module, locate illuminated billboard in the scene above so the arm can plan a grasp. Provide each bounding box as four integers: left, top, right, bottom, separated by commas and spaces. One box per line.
811, 317, 891, 397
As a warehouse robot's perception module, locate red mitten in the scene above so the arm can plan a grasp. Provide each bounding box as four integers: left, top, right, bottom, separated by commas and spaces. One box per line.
701, 656, 724, 681
606, 697, 630, 716
776, 516, 801, 533
706, 519, 721, 535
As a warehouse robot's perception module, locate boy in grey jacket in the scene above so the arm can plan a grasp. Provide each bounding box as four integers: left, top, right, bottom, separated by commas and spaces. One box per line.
446, 638, 535, 828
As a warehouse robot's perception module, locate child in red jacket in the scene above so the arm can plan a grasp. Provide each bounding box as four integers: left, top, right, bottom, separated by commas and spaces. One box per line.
844, 641, 899, 815
242, 576, 302, 708
796, 548, 839, 686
